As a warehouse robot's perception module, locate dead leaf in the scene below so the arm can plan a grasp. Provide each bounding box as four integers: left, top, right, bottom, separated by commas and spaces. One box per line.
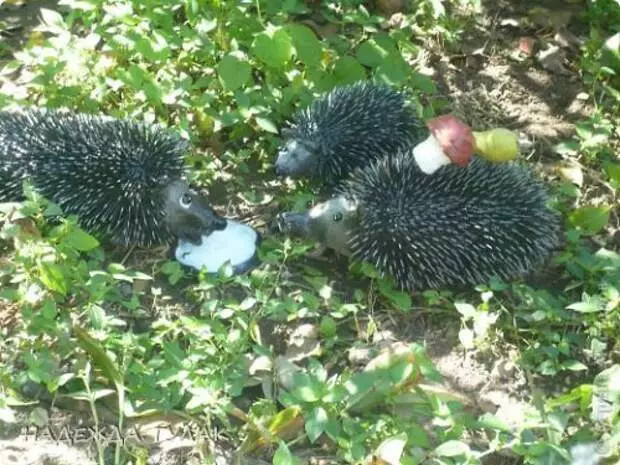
298, 19, 338, 39
527, 8, 572, 30
536, 45, 570, 74
554, 29, 583, 49
274, 356, 301, 391
376, 0, 404, 16
517, 37, 536, 56
284, 323, 321, 362
500, 18, 520, 28
558, 161, 584, 187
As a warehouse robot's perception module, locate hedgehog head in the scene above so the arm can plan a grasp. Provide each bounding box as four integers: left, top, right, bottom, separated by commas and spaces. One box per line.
276, 195, 361, 256
274, 135, 319, 178
162, 179, 227, 246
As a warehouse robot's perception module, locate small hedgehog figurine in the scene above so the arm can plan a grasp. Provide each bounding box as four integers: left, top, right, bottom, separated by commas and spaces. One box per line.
274, 81, 427, 186
276, 151, 561, 292
275, 81, 522, 186
0, 107, 261, 274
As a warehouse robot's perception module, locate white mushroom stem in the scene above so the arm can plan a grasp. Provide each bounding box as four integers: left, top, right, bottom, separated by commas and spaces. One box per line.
412, 133, 452, 175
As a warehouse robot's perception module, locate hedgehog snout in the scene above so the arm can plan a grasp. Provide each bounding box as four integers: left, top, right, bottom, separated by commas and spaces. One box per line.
276, 211, 310, 236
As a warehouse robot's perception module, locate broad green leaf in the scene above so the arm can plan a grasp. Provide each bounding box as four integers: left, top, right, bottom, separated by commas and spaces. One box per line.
454, 302, 476, 318
255, 116, 279, 133
356, 39, 387, 68
477, 413, 512, 433
39, 8, 67, 32
273, 441, 294, 465
434, 440, 470, 457
606, 162, 620, 187
376, 54, 409, 84
305, 406, 327, 443
252, 28, 293, 69
377, 279, 411, 310
459, 328, 475, 349
65, 227, 100, 251
333, 56, 367, 84
319, 316, 337, 338
568, 206, 610, 236
560, 360, 588, 371
217, 55, 252, 91
374, 432, 408, 465
287, 24, 322, 67
0, 407, 16, 423
39, 263, 68, 296
566, 298, 604, 313
410, 72, 437, 94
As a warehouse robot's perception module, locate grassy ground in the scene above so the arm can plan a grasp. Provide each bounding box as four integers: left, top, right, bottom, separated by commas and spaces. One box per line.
0, 1, 619, 465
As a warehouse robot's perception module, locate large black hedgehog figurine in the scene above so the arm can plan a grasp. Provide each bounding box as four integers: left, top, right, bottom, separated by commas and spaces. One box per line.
277, 150, 562, 292
0, 107, 260, 274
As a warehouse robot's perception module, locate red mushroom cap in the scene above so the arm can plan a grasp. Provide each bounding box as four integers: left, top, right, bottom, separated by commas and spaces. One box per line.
426, 115, 475, 167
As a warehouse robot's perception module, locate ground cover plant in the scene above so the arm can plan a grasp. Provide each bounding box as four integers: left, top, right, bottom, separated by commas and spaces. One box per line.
0, 0, 619, 464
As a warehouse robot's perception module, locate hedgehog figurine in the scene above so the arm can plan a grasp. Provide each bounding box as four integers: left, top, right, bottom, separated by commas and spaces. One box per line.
274, 81, 427, 186
276, 151, 561, 292
275, 81, 522, 187
0, 107, 261, 274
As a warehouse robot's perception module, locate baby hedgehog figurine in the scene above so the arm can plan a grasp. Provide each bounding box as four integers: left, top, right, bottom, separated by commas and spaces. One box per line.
277, 151, 562, 292
274, 80, 427, 187
274, 80, 522, 187
0, 107, 227, 248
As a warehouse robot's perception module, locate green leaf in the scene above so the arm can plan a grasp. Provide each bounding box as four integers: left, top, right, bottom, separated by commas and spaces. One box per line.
217, 55, 252, 91
332, 56, 367, 84
377, 279, 411, 310
65, 228, 100, 252
458, 328, 475, 349
39, 263, 68, 296
434, 440, 470, 457
477, 413, 512, 433
73, 326, 124, 390
252, 28, 293, 69
454, 302, 476, 318
255, 116, 279, 133
305, 406, 327, 443
273, 441, 294, 465
319, 316, 337, 338
356, 39, 387, 68
560, 360, 588, 371
566, 298, 604, 313
606, 162, 620, 187
287, 24, 322, 68
376, 53, 409, 85
410, 72, 437, 94
568, 206, 610, 236
375, 433, 408, 465
39, 8, 67, 32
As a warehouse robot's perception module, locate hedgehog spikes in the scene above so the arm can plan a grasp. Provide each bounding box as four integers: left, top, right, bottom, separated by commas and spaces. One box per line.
0, 107, 226, 248
274, 80, 427, 187
277, 152, 562, 292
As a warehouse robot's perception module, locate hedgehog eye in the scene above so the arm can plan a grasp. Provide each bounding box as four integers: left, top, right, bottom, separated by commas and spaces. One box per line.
332, 213, 343, 222
180, 193, 193, 208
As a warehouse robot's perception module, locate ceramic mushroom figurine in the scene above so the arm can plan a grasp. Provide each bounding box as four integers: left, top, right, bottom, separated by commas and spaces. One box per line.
413, 115, 520, 175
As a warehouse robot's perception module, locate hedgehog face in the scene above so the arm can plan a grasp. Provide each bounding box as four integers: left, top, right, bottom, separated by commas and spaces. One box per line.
274, 139, 318, 178
162, 180, 227, 246
277, 195, 360, 256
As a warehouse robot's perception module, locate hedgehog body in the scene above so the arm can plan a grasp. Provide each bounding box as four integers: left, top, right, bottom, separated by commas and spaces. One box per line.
275, 81, 427, 186
0, 107, 226, 247
277, 153, 562, 292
